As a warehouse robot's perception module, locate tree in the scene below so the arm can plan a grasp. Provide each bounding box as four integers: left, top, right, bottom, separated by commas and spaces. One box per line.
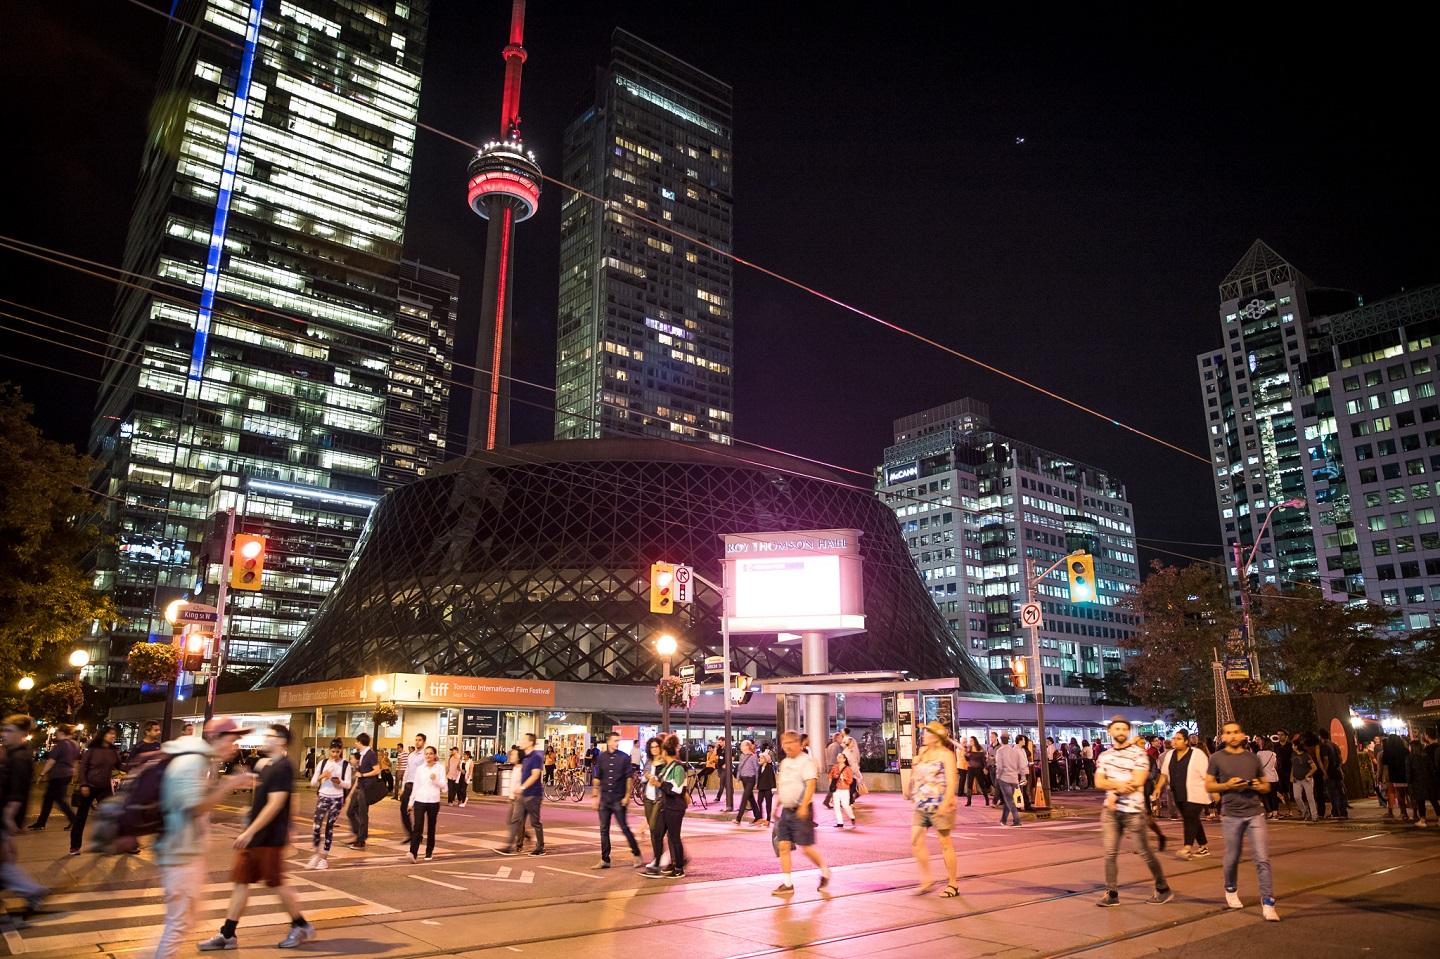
29, 679, 84, 721
1076, 669, 1139, 707
217, 666, 267, 695
1252, 584, 1392, 693
127, 642, 180, 687
1122, 561, 1240, 717
0, 387, 117, 681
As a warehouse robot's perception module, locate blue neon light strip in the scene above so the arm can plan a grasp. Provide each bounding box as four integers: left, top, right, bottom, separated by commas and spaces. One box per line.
188, 0, 266, 387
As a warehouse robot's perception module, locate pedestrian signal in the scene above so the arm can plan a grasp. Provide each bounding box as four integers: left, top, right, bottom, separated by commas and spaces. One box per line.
650, 562, 676, 614
1066, 552, 1096, 604
730, 674, 755, 706
182, 632, 207, 672
230, 533, 267, 591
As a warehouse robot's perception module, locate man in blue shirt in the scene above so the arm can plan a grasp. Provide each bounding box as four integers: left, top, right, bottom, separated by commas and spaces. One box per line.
590, 731, 641, 868
496, 733, 546, 856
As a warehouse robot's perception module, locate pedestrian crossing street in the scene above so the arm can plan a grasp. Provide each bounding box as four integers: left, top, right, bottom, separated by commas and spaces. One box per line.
1, 877, 393, 956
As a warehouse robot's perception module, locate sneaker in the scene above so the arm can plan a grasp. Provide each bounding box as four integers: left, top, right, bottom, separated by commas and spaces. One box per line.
1418, 820, 1430, 829
305, 854, 321, 869
424, 855, 433, 862
662, 868, 685, 879
278, 922, 316, 949
346, 842, 365, 850
315, 857, 329, 870
1262, 902, 1280, 922
26, 823, 44, 831
1177, 845, 1192, 860
1225, 890, 1243, 909
197, 934, 238, 951
818, 872, 831, 890
493, 847, 517, 856
833, 823, 844, 829
1096, 892, 1121, 908
772, 884, 795, 896
1147, 889, 1174, 905
640, 866, 664, 879
1192, 846, 1210, 858
591, 861, 611, 870
407, 853, 418, 863
528, 848, 547, 857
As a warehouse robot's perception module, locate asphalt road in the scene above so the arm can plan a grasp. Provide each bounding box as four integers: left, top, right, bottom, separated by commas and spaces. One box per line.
4, 785, 1437, 958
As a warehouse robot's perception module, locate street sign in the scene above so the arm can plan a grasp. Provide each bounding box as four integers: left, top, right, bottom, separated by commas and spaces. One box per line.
1020, 602, 1043, 628
677, 663, 696, 681
674, 564, 693, 604
176, 607, 218, 623
1224, 656, 1251, 680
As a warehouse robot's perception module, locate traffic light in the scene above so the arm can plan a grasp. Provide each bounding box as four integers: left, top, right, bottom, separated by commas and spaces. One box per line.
1066, 552, 1096, 604
182, 632, 207, 672
730, 674, 755, 706
1011, 655, 1030, 691
230, 533, 267, 591
650, 562, 676, 614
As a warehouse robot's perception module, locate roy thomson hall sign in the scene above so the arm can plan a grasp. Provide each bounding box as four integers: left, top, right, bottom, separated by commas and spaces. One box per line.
722, 528, 866, 637
277, 674, 556, 710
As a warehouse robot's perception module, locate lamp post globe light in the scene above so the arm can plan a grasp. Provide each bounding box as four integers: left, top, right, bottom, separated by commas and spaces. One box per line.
656, 633, 678, 733
17, 676, 35, 692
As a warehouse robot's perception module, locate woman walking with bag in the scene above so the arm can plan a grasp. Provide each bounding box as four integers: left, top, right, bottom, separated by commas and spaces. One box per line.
756, 747, 775, 826
734, 740, 762, 825
641, 735, 687, 879
963, 737, 991, 806
408, 746, 444, 861
69, 726, 120, 856
308, 739, 351, 868
638, 737, 665, 864
830, 752, 857, 827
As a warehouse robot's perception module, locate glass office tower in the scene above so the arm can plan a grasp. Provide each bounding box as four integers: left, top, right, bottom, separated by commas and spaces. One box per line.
88, 0, 443, 681
554, 30, 734, 443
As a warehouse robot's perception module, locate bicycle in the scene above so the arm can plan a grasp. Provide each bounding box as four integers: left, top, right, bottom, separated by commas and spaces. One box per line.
684, 763, 709, 809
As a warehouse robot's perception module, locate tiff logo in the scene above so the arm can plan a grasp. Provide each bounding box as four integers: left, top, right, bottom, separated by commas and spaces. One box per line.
429, 682, 450, 697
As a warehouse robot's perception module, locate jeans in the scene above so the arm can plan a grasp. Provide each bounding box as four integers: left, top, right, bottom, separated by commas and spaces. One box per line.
997, 779, 1021, 824
1179, 801, 1209, 847
1221, 814, 1273, 901
598, 796, 640, 862
1292, 779, 1318, 819
650, 802, 685, 870
70, 784, 112, 853
1101, 807, 1168, 893
508, 795, 544, 851
311, 795, 343, 853
736, 776, 761, 823
399, 783, 414, 837
833, 788, 854, 824
1325, 777, 1348, 818
713, 765, 731, 802
154, 858, 206, 959
32, 778, 76, 827
347, 786, 370, 844
410, 802, 439, 858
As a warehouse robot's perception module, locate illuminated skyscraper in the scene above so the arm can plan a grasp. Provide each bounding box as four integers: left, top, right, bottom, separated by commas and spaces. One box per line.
554, 30, 734, 443
88, 0, 446, 681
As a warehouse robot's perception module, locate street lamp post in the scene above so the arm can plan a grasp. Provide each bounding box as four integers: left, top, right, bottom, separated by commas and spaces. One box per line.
371, 677, 388, 745
655, 633, 677, 734
1233, 498, 1306, 684
17, 676, 35, 693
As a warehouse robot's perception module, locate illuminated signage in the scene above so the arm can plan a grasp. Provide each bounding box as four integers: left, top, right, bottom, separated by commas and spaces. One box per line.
884, 462, 919, 485
722, 529, 865, 636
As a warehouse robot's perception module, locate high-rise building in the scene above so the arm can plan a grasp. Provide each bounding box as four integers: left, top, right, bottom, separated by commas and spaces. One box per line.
877, 399, 1141, 699
554, 29, 734, 443
1200, 243, 1440, 626
88, 0, 447, 681
389, 260, 458, 484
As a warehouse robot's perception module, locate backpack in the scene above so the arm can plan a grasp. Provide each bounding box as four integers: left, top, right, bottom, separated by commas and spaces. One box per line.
87, 749, 204, 854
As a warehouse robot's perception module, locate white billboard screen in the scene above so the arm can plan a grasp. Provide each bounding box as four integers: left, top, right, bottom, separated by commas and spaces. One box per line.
733, 555, 842, 620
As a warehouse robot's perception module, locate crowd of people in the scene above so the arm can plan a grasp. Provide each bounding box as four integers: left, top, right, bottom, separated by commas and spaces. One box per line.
4, 709, 1437, 953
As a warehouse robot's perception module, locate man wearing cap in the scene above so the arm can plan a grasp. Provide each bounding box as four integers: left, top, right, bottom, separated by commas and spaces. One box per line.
153, 717, 251, 959
1094, 715, 1172, 907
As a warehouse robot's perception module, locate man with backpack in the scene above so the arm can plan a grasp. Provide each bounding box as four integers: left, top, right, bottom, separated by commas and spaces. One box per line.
153, 717, 250, 959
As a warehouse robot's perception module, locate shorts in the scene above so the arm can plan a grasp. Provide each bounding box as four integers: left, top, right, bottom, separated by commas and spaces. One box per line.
912, 806, 954, 832
232, 845, 286, 887
775, 807, 816, 847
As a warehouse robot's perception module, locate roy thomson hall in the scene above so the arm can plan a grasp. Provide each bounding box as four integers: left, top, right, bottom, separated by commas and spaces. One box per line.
109, 440, 1161, 771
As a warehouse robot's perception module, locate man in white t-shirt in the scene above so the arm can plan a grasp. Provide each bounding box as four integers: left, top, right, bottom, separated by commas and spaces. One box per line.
771, 730, 831, 896
1094, 715, 1171, 907
397, 733, 427, 843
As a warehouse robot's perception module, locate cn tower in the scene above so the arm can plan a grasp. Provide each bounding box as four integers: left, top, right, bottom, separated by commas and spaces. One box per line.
465, 0, 542, 452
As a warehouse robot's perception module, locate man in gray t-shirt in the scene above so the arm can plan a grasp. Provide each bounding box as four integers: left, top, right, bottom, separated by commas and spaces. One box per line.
1205, 721, 1278, 921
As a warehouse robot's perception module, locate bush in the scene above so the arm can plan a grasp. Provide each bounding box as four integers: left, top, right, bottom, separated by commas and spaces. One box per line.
126, 642, 180, 686
30, 680, 84, 721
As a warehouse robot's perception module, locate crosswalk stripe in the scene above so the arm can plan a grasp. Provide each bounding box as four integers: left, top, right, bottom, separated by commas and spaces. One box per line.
26, 890, 345, 927
14, 903, 372, 954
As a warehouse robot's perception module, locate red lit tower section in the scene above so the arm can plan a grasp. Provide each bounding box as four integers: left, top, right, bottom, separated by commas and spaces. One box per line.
466, 0, 542, 452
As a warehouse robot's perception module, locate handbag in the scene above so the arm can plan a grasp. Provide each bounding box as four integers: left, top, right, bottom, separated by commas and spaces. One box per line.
363, 774, 387, 806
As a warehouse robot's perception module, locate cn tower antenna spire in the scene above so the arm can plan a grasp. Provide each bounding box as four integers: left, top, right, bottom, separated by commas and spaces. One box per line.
464, 0, 542, 453
499, 0, 527, 140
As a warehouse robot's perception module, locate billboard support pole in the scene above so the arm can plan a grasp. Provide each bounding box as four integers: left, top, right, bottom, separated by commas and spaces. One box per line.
692, 568, 734, 812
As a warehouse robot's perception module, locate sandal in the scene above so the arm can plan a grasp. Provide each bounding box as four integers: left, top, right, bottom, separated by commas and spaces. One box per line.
914, 882, 936, 896
940, 885, 960, 898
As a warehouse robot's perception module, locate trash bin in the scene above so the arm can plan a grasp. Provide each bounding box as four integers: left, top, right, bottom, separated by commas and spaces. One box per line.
478, 759, 499, 794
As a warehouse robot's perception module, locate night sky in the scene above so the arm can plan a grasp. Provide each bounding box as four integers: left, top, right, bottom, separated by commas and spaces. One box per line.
2, 1, 1433, 568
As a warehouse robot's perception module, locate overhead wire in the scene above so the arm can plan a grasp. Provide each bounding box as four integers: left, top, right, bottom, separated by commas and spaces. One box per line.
105, 0, 1210, 467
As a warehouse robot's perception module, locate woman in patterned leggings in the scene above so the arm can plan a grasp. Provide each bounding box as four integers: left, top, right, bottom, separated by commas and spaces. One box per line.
308, 738, 351, 869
